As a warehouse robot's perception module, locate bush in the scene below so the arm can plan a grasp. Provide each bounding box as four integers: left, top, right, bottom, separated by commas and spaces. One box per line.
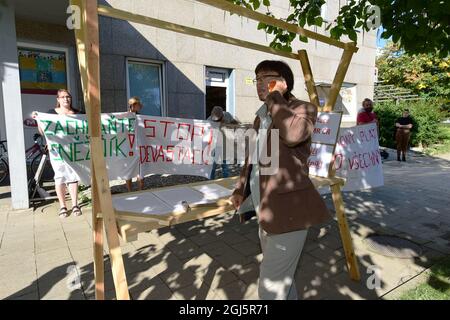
374, 99, 445, 148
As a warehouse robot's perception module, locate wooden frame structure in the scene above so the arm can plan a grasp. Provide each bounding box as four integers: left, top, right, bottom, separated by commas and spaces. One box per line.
70, 0, 360, 300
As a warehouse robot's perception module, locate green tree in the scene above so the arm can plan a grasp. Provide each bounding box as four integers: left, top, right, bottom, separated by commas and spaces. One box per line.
376, 42, 450, 99
229, 0, 450, 56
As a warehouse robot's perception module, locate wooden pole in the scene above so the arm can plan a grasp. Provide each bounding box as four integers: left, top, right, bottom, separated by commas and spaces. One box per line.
97, 5, 299, 60
298, 50, 321, 108
70, 0, 105, 300
91, 170, 105, 299
323, 45, 355, 112
330, 184, 360, 281
84, 0, 130, 300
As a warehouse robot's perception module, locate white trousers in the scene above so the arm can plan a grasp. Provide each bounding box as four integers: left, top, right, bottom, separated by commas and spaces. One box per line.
258, 227, 308, 300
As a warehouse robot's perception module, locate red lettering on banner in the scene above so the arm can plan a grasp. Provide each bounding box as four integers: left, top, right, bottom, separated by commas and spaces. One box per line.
144, 119, 156, 138
180, 146, 192, 163
321, 128, 331, 135
191, 125, 205, 140
313, 127, 321, 134
368, 127, 377, 140
139, 146, 148, 164
338, 132, 356, 147
192, 149, 203, 165
347, 149, 381, 171
310, 147, 318, 156
177, 123, 191, 140
160, 120, 174, 138
316, 118, 329, 124
155, 145, 165, 162
307, 159, 323, 169
150, 146, 159, 162
166, 145, 174, 162
334, 153, 343, 170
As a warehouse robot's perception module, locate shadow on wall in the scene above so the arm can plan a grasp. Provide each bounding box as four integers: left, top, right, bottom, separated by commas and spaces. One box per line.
97, 0, 205, 119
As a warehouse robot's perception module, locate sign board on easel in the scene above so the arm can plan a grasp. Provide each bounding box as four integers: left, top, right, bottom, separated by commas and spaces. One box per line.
308, 112, 343, 177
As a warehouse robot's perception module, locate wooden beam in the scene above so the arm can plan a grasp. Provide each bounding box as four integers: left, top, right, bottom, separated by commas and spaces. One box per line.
97, 5, 299, 60
71, 0, 105, 300
71, 0, 88, 100
196, 0, 358, 52
85, 0, 130, 300
330, 184, 360, 281
323, 46, 355, 112
91, 170, 105, 300
298, 50, 320, 108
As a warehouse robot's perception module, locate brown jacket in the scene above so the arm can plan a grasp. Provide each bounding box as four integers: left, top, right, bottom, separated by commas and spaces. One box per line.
233, 91, 331, 234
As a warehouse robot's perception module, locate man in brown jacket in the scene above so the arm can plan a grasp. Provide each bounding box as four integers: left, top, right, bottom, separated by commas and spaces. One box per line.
230, 60, 331, 300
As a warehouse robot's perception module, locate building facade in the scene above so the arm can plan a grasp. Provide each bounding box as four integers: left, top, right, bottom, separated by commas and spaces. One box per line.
1, 0, 377, 208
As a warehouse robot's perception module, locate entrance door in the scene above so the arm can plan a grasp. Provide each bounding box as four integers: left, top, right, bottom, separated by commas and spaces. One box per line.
205, 86, 226, 118
205, 67, 234, 119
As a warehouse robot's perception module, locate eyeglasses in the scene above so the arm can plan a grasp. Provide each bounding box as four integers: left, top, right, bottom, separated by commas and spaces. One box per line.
252, 74, 280, 85
58, 96, 72, 100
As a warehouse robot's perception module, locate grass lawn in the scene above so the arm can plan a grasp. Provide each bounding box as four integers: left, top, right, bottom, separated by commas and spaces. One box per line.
399, 256, 450, 300
424, 123, 450, 156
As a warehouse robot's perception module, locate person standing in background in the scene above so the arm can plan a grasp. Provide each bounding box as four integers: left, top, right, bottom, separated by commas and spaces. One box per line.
357, 98, 378, 126
207, 106, 239, 179
126, 97, 144, 192
395, 109, 413, 162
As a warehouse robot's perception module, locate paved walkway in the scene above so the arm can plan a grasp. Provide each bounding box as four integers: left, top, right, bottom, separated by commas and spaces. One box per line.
0, 150, 449, 300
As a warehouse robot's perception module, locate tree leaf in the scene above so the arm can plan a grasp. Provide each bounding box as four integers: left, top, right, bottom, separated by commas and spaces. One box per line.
314, 16, 323, 27
348, 29, 357, 42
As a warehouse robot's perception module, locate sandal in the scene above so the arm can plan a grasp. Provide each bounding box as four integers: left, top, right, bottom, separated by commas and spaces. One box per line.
72, 205, 82, 217
59, 207, 69, 218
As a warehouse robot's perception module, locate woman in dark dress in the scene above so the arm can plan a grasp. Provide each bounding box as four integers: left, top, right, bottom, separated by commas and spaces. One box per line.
395, 109, 413, 162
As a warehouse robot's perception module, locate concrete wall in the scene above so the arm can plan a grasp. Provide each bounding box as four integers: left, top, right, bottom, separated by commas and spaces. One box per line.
0, 1, 29, 208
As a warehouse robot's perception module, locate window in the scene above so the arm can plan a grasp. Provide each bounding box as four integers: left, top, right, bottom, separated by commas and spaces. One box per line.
126, 59, 165, 116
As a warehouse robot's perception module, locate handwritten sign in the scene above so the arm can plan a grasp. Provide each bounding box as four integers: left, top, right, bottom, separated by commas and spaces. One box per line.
311, 112, 342, 145
36, 112, 139, 185
334, 122, 384, 191
308, 143, 335, 177
137, 115, 218, 178
308, 112, 342, 177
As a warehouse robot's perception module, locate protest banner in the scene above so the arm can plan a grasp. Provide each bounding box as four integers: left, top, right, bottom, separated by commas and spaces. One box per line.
136, 115, 219, 178
36, 112, 139, 185
333, 122, 384, 191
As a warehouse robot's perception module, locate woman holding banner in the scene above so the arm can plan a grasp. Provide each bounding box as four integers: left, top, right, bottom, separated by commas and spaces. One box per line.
125, 96, 144, 192
37, 89, 83, 218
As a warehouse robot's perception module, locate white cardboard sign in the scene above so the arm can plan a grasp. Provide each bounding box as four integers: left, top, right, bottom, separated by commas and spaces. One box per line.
333, 122, 384, 191
311, 112, 342, 145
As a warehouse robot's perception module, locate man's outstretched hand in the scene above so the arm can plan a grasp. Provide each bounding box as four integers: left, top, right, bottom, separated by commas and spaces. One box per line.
230, 194, 243, 210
